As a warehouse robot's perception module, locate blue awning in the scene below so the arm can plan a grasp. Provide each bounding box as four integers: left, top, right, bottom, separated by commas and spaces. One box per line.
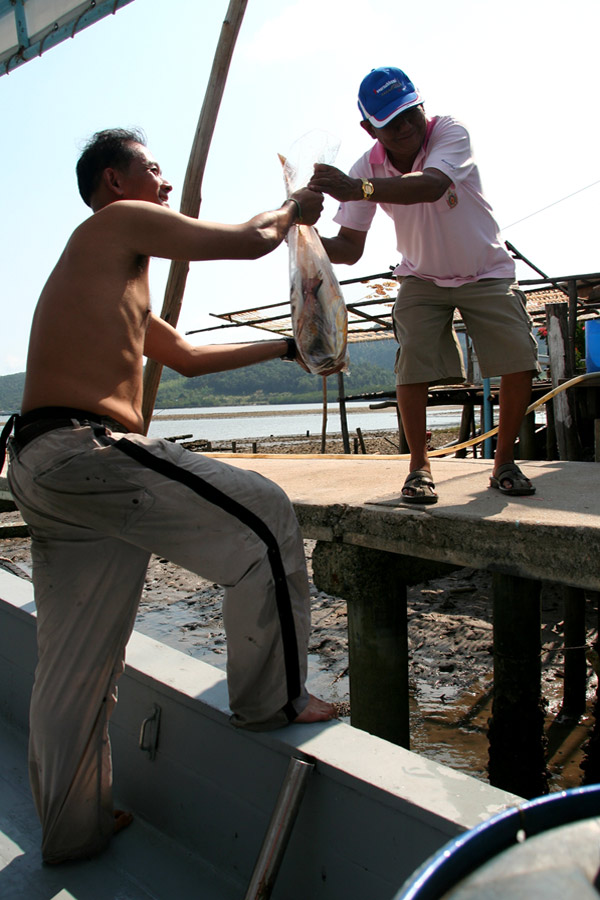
0, 0, 135, 76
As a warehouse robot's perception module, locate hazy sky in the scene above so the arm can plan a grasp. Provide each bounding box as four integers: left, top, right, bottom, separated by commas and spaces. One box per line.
2, 0, 599, 376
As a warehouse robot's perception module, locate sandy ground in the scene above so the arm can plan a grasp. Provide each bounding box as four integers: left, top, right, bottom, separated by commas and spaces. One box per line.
1, 427, 598, 791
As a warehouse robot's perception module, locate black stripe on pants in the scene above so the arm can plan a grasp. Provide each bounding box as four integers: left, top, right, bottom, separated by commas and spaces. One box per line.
114, 437, 301, 722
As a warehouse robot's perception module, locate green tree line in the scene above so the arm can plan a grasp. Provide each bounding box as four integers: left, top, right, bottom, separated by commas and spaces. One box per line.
0, 340, 398, 412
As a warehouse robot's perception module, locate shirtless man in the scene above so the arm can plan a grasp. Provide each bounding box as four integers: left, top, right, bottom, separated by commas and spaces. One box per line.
4, 128, 335, 864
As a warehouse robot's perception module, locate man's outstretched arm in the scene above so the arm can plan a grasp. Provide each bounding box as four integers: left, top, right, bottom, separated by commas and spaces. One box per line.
144, 314, 293, 377
309, 164, 451, 206
100, 187, 323, 264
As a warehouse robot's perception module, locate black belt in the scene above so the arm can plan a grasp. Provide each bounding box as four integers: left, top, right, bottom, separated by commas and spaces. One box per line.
1, 406, 129, 468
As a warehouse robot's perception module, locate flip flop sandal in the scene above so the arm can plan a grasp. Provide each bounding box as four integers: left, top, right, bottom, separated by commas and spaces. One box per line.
489, 462, 536, 496
401, 468, 438, 505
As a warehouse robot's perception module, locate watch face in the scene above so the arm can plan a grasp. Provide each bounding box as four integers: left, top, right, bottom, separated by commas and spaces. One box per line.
362, 180, 374, 198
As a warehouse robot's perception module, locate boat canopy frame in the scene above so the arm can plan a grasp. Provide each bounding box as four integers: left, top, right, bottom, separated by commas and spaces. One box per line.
0, 0, 135, 77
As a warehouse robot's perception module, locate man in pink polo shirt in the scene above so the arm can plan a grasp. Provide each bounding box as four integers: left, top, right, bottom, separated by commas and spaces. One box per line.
309, 66, 540, 504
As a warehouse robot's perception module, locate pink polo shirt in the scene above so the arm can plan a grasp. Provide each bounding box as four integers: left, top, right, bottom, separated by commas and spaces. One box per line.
333, 116, 515, 287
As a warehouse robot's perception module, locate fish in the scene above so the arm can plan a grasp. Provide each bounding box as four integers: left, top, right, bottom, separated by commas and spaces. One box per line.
279, 151, 348, 375
296, 276, 324, 357
288, 225, 349, 374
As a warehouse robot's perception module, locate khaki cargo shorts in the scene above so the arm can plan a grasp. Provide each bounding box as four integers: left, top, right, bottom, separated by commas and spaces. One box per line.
392, 276, 541, 385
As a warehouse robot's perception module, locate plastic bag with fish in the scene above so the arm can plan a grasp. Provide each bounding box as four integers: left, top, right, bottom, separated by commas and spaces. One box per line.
280, 132, 349, 375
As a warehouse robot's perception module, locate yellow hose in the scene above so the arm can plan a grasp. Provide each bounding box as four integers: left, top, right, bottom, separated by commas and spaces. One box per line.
206, 372, 600, 461
428, 371, 600, 458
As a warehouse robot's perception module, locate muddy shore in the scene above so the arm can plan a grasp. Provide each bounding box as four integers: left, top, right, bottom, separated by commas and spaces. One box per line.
180, 424, 455, 456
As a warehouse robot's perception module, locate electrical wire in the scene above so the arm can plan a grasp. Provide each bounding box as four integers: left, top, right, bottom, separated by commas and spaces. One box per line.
503, 179, 600, 231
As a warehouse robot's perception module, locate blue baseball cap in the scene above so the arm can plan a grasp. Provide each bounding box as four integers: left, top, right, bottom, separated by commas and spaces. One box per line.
358, 67, 423, 128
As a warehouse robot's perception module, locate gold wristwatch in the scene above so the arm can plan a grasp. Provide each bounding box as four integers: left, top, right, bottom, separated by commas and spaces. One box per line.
361, 178, 374, 200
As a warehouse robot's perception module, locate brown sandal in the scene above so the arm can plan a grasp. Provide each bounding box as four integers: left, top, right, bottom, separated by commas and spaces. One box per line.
489, 462, 535, 496
401, 469, 438, 505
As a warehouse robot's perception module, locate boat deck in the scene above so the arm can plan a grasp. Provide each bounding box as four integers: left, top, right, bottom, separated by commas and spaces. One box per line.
0, 565, 519, 900
0, 717, 239, 900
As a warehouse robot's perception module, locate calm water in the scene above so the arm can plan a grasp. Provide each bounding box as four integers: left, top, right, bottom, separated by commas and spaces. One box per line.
147, 402, 465, 442
1, 401, 545, 443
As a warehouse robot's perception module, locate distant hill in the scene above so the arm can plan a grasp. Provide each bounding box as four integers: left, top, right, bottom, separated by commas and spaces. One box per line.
0, 340, 397, 412
0, 372, 26, 413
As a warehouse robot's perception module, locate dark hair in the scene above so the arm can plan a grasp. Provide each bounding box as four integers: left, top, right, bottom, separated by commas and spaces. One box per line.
76, 127, 147, 207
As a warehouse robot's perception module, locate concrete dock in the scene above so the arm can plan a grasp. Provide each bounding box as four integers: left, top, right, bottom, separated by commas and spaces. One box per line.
218, 455, 600, 588
218, 454, 600, 797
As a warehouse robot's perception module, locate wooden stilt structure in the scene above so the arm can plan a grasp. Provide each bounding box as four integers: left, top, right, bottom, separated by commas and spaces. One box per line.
337, 372, 351, 454
312, 543, 411, 749
562, 586, 587, 717
488, 573, 548, 799
311, 542, 458, 750
320, 376, 328, 453
546, 302, 582, 460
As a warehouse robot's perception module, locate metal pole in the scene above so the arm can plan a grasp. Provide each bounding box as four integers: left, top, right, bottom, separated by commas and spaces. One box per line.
245, 757, 314, 900
483, 377, 493, 459
505, 241, 569, 296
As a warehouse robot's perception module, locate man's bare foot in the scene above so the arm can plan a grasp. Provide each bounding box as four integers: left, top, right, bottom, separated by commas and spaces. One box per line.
44, 810, 134, 865
294, 693, 338, 724
114, 809, 133, 834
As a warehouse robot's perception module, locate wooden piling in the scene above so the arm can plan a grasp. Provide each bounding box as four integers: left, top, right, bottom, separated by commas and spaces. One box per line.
356, 427, 366, 455
518, 411, 537, 460
338, 372, 351, 454
311, 543, 459, 750
456, 401, 475, 459
545, 302, 582, 460
395, 403, 410, 454
581, 596, 600, 784
346, 574, 409, 747
320, 376, 327, 454
488, 573, 548, 799
562, 586, 587, 717
311, 542, 410, 748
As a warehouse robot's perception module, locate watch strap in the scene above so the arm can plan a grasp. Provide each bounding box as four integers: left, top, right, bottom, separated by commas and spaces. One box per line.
281, 337, 297, 361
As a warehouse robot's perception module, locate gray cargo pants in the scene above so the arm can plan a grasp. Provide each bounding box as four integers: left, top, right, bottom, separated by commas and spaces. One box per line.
7, 419, 310, 863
